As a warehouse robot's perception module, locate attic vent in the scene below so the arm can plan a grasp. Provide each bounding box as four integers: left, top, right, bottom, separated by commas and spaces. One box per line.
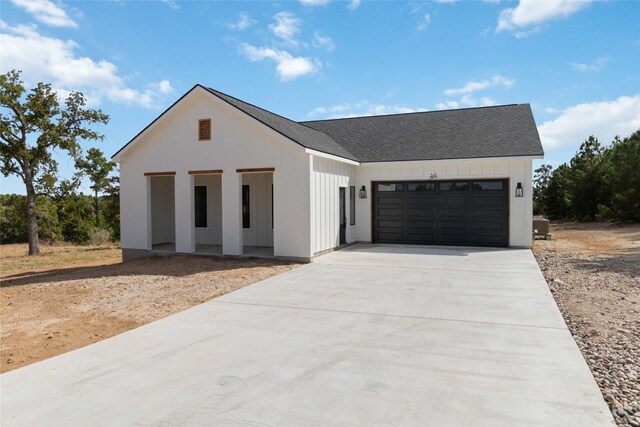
198, 119, 211, 141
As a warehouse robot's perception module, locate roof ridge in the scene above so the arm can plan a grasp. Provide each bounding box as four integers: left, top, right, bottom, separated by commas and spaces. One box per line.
203, 86, 358, 161
206, 86, 329, 134
299, 103, 524, 124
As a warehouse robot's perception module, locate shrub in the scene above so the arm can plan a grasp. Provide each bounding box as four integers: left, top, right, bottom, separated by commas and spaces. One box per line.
88, 227, 111, 245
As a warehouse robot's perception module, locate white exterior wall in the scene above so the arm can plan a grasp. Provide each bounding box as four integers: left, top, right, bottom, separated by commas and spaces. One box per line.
118, 89, 312, 258
310, 155, 357, 254
242, 172, 274, 247
355, 157, 534, 248
194, 174, 222, 245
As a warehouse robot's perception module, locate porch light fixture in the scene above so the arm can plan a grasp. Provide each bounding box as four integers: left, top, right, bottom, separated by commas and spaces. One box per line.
515, 182, 524, 197
359, 185, 367, 199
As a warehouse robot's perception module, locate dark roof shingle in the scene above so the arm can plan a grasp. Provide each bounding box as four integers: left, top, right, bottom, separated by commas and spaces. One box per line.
300, 104, 544, 162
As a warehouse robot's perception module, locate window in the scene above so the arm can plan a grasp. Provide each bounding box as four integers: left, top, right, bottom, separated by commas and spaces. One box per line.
271, 184, 274, 229
194, 186, 207, 227
198, 119, 211, 141
350, 186, 355, 226
472, 181, 503, 191
377, 183, 403, 192
439, 182, 468, 191
407, 183, 434, 192
242, 185, 250, 229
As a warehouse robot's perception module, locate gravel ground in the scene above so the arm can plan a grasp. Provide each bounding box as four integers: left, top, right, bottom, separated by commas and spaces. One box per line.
534, 222, 640, 427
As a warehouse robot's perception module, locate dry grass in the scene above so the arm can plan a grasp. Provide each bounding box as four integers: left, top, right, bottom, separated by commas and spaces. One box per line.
0, 244, 297, 373
1, 243, 122, 276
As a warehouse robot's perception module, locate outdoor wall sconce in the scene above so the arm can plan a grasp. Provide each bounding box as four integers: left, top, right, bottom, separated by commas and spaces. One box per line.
515, 182, 524, 197
359, 185, 367, 199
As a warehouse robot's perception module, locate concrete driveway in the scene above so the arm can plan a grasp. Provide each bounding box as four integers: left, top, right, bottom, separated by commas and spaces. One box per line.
1, 244, 613, 426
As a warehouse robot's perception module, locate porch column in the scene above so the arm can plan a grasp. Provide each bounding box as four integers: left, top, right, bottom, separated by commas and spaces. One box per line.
175, 173, 195, 253
222, 171, 243, 255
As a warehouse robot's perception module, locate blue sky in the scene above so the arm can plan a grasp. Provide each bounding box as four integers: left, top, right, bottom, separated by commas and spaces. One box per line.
1, 0, 639, 195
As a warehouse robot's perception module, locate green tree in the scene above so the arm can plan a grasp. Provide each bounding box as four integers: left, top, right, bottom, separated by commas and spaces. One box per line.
533, 164, 553, 215
543, 164, 571, 219
101, 179, 120, 241
57, 193, 95, 244
603, 131, 640, 221
567, 136, 607, 220
0, 194, 60, 244
75, 148, 117, 226
0, 70, 109, 255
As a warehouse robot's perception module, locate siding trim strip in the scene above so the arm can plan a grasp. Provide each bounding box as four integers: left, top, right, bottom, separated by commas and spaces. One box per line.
188, 169, 223, 175
144, 171, 176, 176
236, 167, 275, 173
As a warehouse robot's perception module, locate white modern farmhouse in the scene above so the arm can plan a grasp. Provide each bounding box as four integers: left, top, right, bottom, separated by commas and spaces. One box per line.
113, 85, 544, 262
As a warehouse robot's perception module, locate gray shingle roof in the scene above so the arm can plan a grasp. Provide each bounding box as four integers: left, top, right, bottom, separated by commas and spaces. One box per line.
300, 104, 544, 162
113, 85, 544, 163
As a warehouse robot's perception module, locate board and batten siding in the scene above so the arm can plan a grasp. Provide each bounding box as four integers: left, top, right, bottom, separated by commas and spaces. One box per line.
310, 156, 356, 254
355, 157, 534, 248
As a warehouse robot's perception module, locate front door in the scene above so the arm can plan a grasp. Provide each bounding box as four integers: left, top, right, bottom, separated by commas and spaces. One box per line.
339, 187, 346, 245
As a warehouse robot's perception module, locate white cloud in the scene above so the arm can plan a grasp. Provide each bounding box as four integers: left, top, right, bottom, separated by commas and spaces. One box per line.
497, 0, 591, 35
299, 0, 330, 6
544, 107, 559, 114
162, 0, 180, 10
416, 14, 431, 31
313, 31, 335, 51
347, 0, 361, 10
570, 56, 610, 72
240, 43, 318, 81
307, 101, 428, 119
10, 0, 77, 28
444, 75, 514, 96
227, 12, 256, 30
0, 21, 172, 108
269, 11, 302, 47
538, 95, 640, 149
433, 0, 457, 3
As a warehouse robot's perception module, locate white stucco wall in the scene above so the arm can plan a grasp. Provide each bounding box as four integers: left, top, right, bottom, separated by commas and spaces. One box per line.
310, 156, 357, 254
354, 157, 534, 248
194, 174, 222, 246
242, 172, 274, 247
118, 88, 312, 258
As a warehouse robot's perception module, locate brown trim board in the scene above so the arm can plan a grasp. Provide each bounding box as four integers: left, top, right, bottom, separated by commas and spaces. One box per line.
144, 171, 176, 176
188, 169, 223, 175
236, 167, 275, 173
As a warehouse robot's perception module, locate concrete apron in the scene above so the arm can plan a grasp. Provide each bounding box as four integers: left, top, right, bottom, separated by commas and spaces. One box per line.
0, 244, 614, 426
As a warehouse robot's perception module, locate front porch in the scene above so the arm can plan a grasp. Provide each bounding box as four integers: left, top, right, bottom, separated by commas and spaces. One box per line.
146, 169, 275, 259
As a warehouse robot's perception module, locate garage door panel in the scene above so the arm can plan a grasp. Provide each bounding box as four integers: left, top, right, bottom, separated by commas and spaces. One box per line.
472, 195, 505, 205
405, 233, 436, 244
407, 220, 435, 230
377, 197, 403, 205
407, 208, 435, 217
374, 179, 508, 248
472, 208, 505, 218
378, 207, 403, 216
378, 219, 403, 230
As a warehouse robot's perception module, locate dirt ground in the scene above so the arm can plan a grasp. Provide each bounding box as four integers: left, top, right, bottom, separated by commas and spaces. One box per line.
0, 244, 297, 373
534, 221, 640, 426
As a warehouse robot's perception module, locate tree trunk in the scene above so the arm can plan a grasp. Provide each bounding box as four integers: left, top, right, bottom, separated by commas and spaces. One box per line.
25, 179, 40, 256
94, 189, 100, 227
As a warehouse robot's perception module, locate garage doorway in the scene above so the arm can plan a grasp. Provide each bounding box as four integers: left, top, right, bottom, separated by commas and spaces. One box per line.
373, 179, 509, 247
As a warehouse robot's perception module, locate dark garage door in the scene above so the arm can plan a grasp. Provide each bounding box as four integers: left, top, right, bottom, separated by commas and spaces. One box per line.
373, 180, 509, 247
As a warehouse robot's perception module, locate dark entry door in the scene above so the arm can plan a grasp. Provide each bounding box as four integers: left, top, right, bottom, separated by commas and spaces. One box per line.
373, 180, 508, 247
339, 187, 346, 245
